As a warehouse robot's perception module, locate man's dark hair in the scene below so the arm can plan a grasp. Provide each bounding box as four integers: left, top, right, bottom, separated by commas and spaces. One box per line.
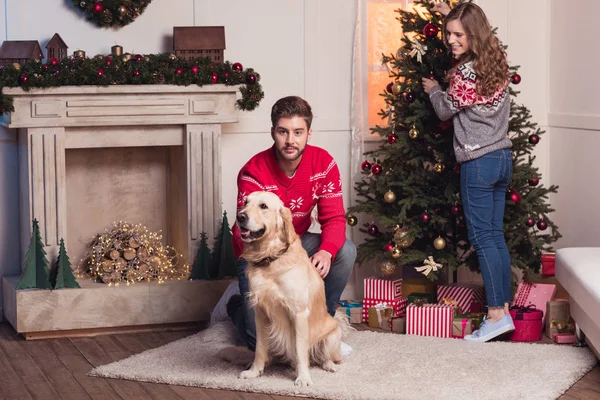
270, 96, 313, 129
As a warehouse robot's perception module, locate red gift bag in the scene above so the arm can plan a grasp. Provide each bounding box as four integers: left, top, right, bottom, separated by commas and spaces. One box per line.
508, 305, 544, 342
541, 253, 556, 276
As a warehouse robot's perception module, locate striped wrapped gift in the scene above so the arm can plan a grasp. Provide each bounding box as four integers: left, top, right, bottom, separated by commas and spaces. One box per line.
364, 277, 403, 301
437, 284, 485, 313
406, 303, 455, 338
362, 297, 408, 322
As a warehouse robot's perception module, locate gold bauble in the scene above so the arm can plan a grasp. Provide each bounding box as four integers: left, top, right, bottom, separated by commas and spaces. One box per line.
391, 247, 402, 259
94, 54, 104, 60
118, 5, 127, 14
144, 56, 151, 62
392, 82, 402, 95
122, 53, 133, 62
12, 63, 20, 71
409, 127, 419, 139
434, 163, 444, 173
383, 190, 397, 203
433, 236, 447, 250
393, 226, 415, 248
379, 260, 397, 276
347, 214, 358, 226
169, 54, 178, 60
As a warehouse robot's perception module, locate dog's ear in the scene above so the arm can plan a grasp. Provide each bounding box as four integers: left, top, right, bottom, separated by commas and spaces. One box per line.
279, 206, 297, 245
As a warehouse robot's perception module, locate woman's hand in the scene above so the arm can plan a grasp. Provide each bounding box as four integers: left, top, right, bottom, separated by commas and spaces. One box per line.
422, 77, 439, 94
430, 1, 451, 16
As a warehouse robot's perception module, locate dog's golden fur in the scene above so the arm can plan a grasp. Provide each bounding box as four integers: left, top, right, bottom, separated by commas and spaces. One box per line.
235, 191, 346, 386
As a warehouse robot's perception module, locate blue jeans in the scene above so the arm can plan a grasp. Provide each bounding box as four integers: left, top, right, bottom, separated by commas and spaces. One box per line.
461, 149, 512, 308
231, 232, 356, 350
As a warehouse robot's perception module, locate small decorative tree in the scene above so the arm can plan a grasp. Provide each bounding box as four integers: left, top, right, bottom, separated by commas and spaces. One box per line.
17, 219, 52, 290
189, 232, 212, 280
213, 211, 237, 279
53, 238, 80, 289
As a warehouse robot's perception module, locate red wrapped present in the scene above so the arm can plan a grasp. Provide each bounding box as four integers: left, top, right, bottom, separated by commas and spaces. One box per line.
364, 277, 403, 301
406, 303, 454, 338
437, 284, 484, 313
362, 297, 408, 322
541, 253, 556, 276
512, 282, 556, 324
553, 333, 576, 344
508, 305, 543, 342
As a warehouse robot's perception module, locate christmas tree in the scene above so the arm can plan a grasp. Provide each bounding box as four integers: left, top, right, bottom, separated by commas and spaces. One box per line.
189, 232, 212, 280
52, 239, 81, 289
213, 211, 237, 279
16, 219, 52, 290
347, 0, 560, 282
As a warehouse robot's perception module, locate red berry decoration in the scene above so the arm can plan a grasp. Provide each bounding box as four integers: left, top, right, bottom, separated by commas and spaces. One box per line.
404, 91, 415, 102
97, 68, 104, 76
507, 189, 521, 204
246, 73, 257, 84
537, 220, 548, 230
528, 134, 540, 145
386, 82, 394, 94
423, 23, 439, 39
361, 160, 372, 172
525, 218, 536, 228
176, 68, 183, 75
211, 72, 219, 83
105, 56, 112, 65
511, 74, 521, 84
232, 62, 243, 72
528, 178, 539, 186
387, 134, 398, 144
191, 65, 199, 74
421, 212, 431, 224
93, 2, 103, 13
50, 58, 58, 66
451, 205, 460, 216
133, 70, 140, 77
371, 164, 383, 175
18, 74, 28, 85
384, 242, 394, 252
368, 224, 379, 236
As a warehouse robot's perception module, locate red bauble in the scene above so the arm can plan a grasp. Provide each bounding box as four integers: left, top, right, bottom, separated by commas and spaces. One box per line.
528, 134, 540, 145
232, 62, 243, 72
191, 65, 199, 74
536, 220, 548, 230
384, 242, 394, 252
451, 205, 460, 216
525, 218, 536, 228
386, 82, 394, 94
507, 189, 521, 204
421, 212, 431, 224
404, 91, 415, 102
176, 68, 183, 75
93, 3, 103, 13
528, 178, 540, 186
361, 160, 372, 172
211, 72, 219, 84
133, 70, 140, 77
511, 74, 521, 84
105, 56, 112, 65
423, 23, 439, 39
368, 224, 379, 236
134, 54, 142, 62
371, 164, 383, 175
387, 134, 398, 144
97, 68, 104, 77
246, 73, 257, 84
18, 74, 28, 85
50, 58, 58, 65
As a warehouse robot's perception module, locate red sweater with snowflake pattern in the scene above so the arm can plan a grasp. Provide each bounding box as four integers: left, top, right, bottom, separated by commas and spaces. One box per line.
231, 144, 347, 259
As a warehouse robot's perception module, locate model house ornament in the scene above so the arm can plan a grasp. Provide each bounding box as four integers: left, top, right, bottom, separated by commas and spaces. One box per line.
0, 40, 43, 65
46, 33, 68, 61
173, 26, 225, 62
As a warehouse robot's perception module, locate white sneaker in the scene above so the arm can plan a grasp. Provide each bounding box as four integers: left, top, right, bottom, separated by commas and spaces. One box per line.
340, 341, 353, 358
210, 281, 240, 327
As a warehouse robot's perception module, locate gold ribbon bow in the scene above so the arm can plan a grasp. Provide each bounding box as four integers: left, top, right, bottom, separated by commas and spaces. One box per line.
550, 319, 574, 333
415, 256, 443, 277
408, 39, 428, 63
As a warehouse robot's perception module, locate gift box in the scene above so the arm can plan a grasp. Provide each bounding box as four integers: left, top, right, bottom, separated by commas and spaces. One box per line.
367, 304, 394, 329
545, 300, 571, 338
512, 282, 556, 324
437, 284, 485, 314
541, 253, 556, 276
382, 316, 406, 333
337, 300, 363, 324
362, 297, 408, 322
406, 303, 454, 338
407, 292, 436, 305
508, 305, 544, 342
453, 315, 474, 338
402, 277, 435, 298
553, 333, 576, 344
364, 277, 403, 301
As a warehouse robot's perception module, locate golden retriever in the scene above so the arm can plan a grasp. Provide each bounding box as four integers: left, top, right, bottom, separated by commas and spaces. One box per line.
234, 191, 347, 386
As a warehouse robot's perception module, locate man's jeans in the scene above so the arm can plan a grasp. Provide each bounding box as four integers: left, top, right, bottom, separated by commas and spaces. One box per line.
461, 149, 513, 308
229, 232, 356, 350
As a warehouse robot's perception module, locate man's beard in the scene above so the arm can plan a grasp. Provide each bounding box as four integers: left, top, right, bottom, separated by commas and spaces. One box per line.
277, 145, 305, 162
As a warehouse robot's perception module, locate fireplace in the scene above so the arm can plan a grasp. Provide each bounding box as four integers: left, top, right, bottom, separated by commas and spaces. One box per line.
1, 85, 238, 338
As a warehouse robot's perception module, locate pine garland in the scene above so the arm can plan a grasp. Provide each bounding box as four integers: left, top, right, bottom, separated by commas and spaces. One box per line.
73, 0, 151, 28
0, 53, 264, 112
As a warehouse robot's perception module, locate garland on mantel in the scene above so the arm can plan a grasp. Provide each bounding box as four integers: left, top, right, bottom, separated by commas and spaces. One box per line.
73, 0, 152, 28
0, 53, 264, 112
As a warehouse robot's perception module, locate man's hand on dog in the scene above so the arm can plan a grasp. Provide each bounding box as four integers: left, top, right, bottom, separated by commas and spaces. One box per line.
311, 250, 332, 278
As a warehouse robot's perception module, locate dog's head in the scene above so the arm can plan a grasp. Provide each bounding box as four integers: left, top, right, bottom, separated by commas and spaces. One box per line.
236, 191, 296, 246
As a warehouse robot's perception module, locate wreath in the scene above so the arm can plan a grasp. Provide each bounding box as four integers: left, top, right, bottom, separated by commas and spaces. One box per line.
73, 0, 151, 28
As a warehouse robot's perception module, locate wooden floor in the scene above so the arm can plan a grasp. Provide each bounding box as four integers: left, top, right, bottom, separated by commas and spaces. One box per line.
0, 322, 598, 400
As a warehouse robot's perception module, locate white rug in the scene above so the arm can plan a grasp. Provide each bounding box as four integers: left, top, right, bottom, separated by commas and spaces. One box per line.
89, 323, 597, 400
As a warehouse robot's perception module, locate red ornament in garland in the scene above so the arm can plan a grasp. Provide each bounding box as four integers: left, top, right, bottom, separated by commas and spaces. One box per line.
211, 72, 219, 84
191, 65, 199, 74
176, 68, 183, 75
386, 82, 394, 94
97, 68, 104, 77
511, 74, 521, 84
528, 178, 539, 186
133, 70, 140, 77
105, 56, 112, 65
423, 23, 439, 39
232, 62, 243, 72
404, 91, 415, 102
50, 58, 58, 66
368, 224, 379, 236
525, 218, 536, 228
536, 220, 548, 230
507, 189, 521, 204
361, 160, 372, 172
421, 211, 431, 224
246, 74, 257, 84
387, 134, 398, 144
371, 164, 383, 175
450, 205, 460, 216
18, 74, 28, 85
528, 134, 540, 145
93, 2, 103, 13
383, 242, 394, 252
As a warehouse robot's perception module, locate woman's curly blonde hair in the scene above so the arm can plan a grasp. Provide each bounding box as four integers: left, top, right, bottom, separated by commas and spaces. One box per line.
444, 2, 509, 97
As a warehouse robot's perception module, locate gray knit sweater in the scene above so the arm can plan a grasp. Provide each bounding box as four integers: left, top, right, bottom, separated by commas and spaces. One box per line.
428, 62, 512, 163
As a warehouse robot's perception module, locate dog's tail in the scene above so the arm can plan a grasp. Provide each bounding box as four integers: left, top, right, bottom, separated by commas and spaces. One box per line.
334, 309, 355, 339
217, 345, 255, 367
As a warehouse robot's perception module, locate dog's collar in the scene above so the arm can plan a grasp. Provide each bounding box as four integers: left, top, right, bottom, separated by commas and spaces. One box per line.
250, 243, 290, 267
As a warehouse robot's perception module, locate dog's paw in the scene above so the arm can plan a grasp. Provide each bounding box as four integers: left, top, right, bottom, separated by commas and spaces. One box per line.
321, 360, 338, 372
294, 373, 313, 387
240, 369, 262, 379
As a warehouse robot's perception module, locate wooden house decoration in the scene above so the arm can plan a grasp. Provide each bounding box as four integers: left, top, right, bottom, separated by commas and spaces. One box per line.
46, 33, 68, 61
0, 40, 43, 65
173, 26, 226, 63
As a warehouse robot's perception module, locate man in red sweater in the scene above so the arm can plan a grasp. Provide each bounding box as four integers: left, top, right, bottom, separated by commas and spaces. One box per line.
225, 96, 356, 353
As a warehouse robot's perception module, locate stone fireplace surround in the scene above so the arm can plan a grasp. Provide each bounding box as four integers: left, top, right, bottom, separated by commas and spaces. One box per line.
1, 85, 238, 338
